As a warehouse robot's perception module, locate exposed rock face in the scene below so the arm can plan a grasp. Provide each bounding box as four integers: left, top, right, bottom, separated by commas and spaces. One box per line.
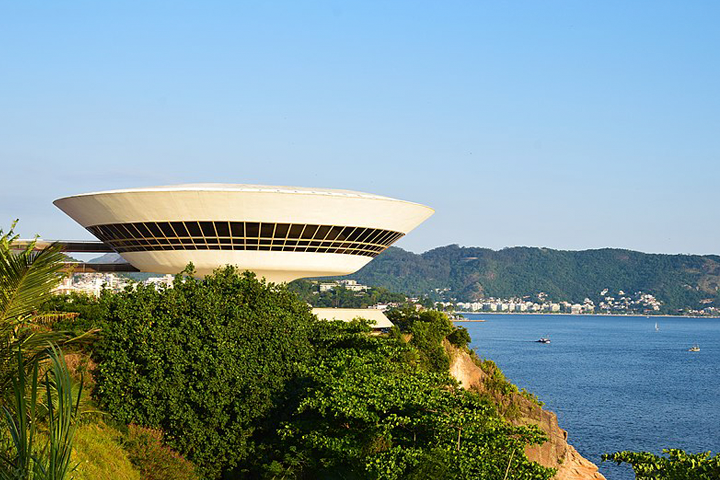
449, 350, 606, 480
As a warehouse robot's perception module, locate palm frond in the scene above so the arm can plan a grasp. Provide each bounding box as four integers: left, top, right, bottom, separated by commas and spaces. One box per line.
0, 243, 67, 324
0, 222, 76, 398
0, 221, 20, 254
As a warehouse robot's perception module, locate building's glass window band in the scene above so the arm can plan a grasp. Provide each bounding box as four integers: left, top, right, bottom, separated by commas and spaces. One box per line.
86, 221, 404, 258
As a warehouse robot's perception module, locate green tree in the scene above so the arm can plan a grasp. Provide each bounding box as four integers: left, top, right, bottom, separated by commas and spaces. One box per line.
447, 326, 471, 349
265, 321, 554, 480
386, 307, 460, 373
287, 280, 407, 309
41, 291, 110, 334
603, 449, 720, 479
94, 267, 319, 479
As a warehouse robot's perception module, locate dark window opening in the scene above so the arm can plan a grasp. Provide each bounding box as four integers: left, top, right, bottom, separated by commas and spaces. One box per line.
301, 225, 318, 239
274, 223, 290, 239
122, 224, 142, 238
245, 222, 260, 238
215, 222, 230, 237
171, 222, 189, 237
230, 222, 245, 237
159, 223, 176, 237
314, 225, 331, 239
345, 227, 364, 242
185, 222, 202, 237
134, 223, 152, 238
146, 223, 163, 238
325, 226, 344, 241
355, 228, 374, 243
199, 221, 216, 237
288, 224, 304, 238
260, 223, 275, 238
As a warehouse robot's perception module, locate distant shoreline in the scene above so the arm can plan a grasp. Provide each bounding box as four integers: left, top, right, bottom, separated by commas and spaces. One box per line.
452, 311, 720, 320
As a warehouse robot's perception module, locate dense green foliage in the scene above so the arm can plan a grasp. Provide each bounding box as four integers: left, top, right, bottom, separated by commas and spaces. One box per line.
263, 321, 554, 480
447, 326, 471, 349
94, 267, 317, 479
603, 449, 720, 479
42, 292, 110, 334
287, 279, 406, 308
345, 245, 720, 312
72, 267, 555, 479
386, 307, 457, 373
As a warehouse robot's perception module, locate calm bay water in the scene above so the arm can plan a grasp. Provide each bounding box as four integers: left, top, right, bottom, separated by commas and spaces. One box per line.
461, 313, 720, 480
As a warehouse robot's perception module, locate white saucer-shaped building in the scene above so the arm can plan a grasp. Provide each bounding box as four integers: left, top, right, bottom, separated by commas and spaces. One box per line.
54, 184, 433, 282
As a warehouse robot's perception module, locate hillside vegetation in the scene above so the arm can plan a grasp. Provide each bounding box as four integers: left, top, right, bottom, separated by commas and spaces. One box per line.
46, 268, 555, 479
344, 245, 720, 312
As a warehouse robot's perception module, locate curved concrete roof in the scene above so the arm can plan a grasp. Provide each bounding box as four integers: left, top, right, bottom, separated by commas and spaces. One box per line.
54, 184, 433, 233
59, 183, 419, 203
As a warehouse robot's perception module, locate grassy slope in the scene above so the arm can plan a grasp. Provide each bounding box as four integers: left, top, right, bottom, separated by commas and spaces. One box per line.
72, 422, 142, 480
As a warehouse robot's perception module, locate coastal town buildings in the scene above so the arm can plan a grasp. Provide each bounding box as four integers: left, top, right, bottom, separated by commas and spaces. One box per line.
53, 273, 131, 296
453, 289, 664, 315
52, 273, 174, 296
319, 279, 369, 292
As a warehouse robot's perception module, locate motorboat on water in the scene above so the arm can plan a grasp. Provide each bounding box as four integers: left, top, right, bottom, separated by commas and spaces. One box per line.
536, 337, 551, 344
688, 344, 700, 352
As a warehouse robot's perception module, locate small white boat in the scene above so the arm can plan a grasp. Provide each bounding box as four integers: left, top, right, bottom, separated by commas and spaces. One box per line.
688, 344, 700, 352
536, 337, 551, 344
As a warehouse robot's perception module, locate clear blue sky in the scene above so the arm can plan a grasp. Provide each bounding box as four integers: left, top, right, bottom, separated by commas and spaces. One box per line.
1, 1, 718, 255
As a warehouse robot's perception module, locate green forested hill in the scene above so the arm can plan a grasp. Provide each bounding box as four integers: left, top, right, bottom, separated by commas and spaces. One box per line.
345, 245, 720, 312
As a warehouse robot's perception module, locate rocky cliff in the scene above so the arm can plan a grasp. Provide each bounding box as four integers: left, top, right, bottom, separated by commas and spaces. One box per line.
449, 348, 606, 480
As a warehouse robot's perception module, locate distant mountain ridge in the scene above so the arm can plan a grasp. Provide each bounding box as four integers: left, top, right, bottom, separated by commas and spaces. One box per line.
345, 245, 720, 313
87, 253, 126, 264
85, 246, 720, 312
